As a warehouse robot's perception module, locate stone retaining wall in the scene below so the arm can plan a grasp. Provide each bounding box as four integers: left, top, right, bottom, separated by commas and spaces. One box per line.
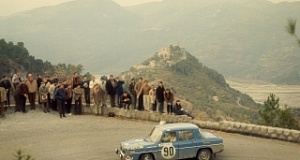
82, 106, 300, 143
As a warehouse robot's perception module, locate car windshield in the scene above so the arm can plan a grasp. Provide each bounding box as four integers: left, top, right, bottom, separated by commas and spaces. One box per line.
149, 127, 162, 142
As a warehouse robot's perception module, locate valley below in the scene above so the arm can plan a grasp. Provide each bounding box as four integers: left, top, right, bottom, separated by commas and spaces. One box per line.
227, 79, 300, 108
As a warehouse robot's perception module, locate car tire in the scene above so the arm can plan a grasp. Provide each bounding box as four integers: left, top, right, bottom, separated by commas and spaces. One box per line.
197, 149, 212, 160
139, 153, 154, 160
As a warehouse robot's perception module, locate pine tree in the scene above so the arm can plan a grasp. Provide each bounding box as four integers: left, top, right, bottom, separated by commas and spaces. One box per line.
259, 94, 280, 127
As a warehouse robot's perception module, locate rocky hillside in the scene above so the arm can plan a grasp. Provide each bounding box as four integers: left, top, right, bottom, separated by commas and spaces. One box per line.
120, 45, 260, 123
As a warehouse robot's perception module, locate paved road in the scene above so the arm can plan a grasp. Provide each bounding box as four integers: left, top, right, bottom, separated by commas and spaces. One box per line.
0, 110, 299, 160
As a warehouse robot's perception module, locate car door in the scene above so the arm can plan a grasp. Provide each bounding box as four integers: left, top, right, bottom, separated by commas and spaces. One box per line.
156, 131, 179, 160
177, 130, 198, 159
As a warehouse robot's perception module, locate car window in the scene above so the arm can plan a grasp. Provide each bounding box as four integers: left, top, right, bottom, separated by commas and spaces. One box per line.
161, 131, 177, 142
178, 130, 194, 141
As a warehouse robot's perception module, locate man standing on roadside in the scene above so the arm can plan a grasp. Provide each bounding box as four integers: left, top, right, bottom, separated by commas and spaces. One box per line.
81, 76, 90, 107
0, 75, 12, 110
65, 84, 73, 115
106, 75, 116, 107
99, 77, 107, 107
19, 79, 28, 113
92, 83, 102, 116
26, 74, 37, 110
73, 85, 84, 115
137, 80, 151, 111
156, 81, 165, 114
55, 84, 67, 118
128, 78, 136, 110
115, 77, 124, 107
36, 74, 43, 104
72, 72, 80, 89
12, 71, 21, 112
134, 77, 143, 110
0, 83, 7, 118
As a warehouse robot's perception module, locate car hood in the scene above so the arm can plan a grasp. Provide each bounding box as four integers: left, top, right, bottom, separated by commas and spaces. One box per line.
121, 137, 154, 149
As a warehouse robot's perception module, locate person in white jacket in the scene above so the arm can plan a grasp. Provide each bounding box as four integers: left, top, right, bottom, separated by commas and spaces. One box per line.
149, 85, 157, 112
48, 82, 57, 111
89, 76, 96, 104
99, 77, 107, 107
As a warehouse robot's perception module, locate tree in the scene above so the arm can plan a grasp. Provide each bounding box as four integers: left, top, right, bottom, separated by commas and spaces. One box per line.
259, 94, 280, 127
286, 18, 300, 47
278, 105, 299, 129
259, 93, 299, 129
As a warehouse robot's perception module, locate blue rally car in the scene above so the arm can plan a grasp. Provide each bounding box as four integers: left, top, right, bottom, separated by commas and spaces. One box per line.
115, 122, 224, 160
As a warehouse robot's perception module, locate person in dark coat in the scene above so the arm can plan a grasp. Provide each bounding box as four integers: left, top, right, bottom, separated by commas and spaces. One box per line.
72, 72, 80, 89
19, 79, 28, 113
115, 77, 124, 107
105, 75, 116, 107
55, 84, 67, 118
164, 88, 174, 115
120, 92, 132, 109
65, 84, 73, 115
0, 75, 12, 109
156, 81, 165, 113
81, 76, 90, 106
128, 78, 136, 109
173, 100, 194, 119
36, 74, 43, 104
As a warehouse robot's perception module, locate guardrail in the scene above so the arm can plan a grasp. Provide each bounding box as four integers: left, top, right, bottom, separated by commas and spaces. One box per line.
83, 106, 300, 143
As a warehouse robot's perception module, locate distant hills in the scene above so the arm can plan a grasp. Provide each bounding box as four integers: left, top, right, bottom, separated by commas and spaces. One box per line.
120, 45, 260, 122
1, 0, 300, 84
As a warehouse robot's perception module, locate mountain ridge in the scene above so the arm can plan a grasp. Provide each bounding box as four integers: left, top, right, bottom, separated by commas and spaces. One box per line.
1, 0, 300, 83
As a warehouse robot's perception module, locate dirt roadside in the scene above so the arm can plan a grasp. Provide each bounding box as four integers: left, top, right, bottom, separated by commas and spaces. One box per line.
1, 106, 300, 160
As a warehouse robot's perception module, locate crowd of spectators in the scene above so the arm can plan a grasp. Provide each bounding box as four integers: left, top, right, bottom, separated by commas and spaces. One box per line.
0, 71, 194, 119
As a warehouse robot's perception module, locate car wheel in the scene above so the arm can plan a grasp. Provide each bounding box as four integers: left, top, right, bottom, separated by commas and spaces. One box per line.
139, 153, 154, 160
197, 149, 212, 160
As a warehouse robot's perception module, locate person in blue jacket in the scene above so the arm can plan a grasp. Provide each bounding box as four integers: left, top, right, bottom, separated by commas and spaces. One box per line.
55, 84, 67, 118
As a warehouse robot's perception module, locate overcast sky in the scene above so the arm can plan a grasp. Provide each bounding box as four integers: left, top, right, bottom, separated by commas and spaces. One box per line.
0, 0, 298, 16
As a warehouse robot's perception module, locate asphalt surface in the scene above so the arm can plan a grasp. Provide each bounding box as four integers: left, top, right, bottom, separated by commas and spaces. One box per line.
0, 108, 299, 160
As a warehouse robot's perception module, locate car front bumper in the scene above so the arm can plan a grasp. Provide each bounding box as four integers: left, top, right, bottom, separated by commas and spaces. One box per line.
115, 148, 134, 160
